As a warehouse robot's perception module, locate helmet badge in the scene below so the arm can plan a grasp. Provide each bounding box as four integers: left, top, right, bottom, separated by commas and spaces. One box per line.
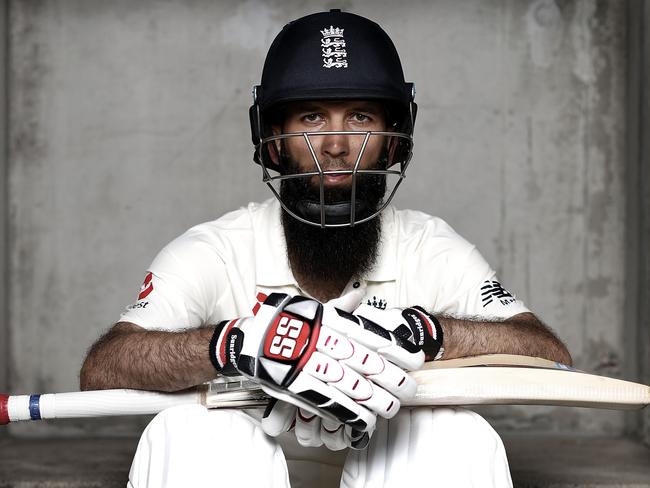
320, 26, 348, 69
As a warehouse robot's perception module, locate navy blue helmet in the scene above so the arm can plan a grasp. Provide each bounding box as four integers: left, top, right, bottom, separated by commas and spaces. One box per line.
250, 10, 417, 227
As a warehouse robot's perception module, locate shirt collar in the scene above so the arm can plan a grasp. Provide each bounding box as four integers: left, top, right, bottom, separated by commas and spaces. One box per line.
253, 198, 397, 287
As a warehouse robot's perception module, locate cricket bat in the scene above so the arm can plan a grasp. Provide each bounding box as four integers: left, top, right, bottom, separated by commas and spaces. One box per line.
1, 354, 648, 425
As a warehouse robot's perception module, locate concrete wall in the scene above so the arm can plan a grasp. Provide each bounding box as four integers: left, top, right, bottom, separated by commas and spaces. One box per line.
639, 0, 650, 447
0, 0, 7, 403
6, 0, 630, 436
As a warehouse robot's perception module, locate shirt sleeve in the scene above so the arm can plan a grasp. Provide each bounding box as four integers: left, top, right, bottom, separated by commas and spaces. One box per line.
119, 230, 227, 331
435, 246, 531, 319
422, 220, 531, 320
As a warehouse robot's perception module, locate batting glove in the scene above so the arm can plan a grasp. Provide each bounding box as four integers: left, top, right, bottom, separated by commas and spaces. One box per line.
351, 305, 445, 362
209, 293, 423, 437
281, 303, 445, 450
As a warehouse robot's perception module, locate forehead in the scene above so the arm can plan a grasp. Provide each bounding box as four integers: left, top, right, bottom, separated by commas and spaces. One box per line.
284, 99, 385, 113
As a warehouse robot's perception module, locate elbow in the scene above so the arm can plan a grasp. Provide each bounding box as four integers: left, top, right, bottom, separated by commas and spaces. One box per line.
79, 357, 98, 391
543, 334, 572, 367
525, 315, 573, 367
80, 352, 111, 391
558, 345, 573, 367
79, 322, 137, 391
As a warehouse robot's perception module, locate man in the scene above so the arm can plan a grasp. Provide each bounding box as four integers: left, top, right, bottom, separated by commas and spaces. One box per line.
80, 9, 571, 488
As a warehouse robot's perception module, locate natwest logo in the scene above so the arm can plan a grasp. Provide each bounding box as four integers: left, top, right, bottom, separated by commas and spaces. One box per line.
138, 272, 154, 300
263, 313, 310, 361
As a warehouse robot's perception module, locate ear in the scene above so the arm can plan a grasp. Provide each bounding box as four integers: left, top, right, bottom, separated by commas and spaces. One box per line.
387, 134, 398, 166
268, 125, 282, 165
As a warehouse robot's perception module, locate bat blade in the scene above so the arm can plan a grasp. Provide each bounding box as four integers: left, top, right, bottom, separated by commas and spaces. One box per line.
408, 367, 650, 410
405, 354, 650, 409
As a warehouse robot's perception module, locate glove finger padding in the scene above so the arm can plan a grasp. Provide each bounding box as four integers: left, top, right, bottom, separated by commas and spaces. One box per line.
320, 417, 348, 451
303, 349, 401, 418
319, 306, 421, 402
276, 368, 378, 431
295, 408, 323, 447
366, 357, 418, 401
261, 398, 296, 437
346, 425, 372, 450
326, 287, 365, 312
294, 408, 371, 451
323, 305, 425, 372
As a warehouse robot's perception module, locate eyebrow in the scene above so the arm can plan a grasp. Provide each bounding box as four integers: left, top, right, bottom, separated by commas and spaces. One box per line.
289, 102, 383, 114
349, 103, 382, 114
291, 103, 322, 113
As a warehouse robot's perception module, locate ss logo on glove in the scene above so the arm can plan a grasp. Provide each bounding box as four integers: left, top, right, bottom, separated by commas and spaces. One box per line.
264, 313, 310, 360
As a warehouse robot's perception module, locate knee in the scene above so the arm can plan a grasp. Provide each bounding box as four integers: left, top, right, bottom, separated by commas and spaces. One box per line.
378, 407, 508, 463
424, 407, 504, 451
342, 408, 511, 488
131, 406, 291, 488
141, 405, 210, 444
141, 405, 267, 447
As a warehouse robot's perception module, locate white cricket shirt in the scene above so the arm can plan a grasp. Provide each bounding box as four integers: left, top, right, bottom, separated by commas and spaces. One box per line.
120, 198, 529, 328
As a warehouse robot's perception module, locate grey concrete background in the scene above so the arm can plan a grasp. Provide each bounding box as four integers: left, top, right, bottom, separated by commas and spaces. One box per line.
3, 435, 650, 487
0, 0, 8, 401
636, 0, 650, 448
2, 0, 640, 438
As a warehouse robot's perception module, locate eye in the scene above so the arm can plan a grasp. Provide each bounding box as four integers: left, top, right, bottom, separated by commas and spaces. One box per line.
350, 112, 371, 123
301, 113, 322, 123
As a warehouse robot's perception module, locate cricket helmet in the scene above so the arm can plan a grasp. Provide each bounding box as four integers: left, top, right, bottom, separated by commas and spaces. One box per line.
250, 9, 417, 227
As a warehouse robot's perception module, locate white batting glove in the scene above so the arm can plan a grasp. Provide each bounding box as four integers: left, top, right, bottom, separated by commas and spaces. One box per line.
352, 305, 445, 362
260, 297, 432, 450
295, 407, 372, 450
210, 293, 422, 438
260, 288, 372, 450
262, 401, 371, 451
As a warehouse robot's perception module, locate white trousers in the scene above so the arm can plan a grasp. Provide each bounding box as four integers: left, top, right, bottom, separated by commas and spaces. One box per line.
128, 406, 513, 488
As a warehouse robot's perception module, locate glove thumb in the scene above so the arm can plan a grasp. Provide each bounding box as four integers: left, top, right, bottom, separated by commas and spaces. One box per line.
327, 287, 365, 312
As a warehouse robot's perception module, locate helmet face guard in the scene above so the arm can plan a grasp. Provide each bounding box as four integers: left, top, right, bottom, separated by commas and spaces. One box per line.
249, 10, 417, 228
252, 103, 416, 227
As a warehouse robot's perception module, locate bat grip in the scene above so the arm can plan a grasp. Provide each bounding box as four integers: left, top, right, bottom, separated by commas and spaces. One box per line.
0, 394, 9, 425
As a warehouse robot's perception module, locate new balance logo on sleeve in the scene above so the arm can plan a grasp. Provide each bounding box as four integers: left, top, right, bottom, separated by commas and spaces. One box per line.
481, 280, 516, 306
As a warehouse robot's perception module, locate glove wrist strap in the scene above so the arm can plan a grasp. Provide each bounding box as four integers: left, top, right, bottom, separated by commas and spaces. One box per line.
411, 306, 444, 361
209, 320, 241, 376
429, 314, 445, 360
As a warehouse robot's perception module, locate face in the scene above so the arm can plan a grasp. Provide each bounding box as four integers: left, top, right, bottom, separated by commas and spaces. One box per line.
271, 100, 389, 189
275, 101, 388, 280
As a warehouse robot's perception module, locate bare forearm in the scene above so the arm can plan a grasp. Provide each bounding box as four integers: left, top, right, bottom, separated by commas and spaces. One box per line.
80, 322, 217, 392
438, 312, 572, 365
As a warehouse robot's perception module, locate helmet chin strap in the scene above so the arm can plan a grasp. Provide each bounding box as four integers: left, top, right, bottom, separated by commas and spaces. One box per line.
294, 199, 372, 226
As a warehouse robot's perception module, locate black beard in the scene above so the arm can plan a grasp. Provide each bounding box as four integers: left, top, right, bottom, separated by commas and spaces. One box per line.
280, 167, 386, 286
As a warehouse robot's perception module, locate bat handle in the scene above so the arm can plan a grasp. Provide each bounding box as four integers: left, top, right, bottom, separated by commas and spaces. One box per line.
0, 394, 9, 425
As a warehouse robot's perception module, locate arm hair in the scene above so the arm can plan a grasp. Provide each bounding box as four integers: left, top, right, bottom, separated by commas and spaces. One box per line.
79, 322, 217, 392
437, 312, 572, 366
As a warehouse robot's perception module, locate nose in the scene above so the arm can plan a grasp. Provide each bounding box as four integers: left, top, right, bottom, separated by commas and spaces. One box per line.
320, 125, 350, 161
